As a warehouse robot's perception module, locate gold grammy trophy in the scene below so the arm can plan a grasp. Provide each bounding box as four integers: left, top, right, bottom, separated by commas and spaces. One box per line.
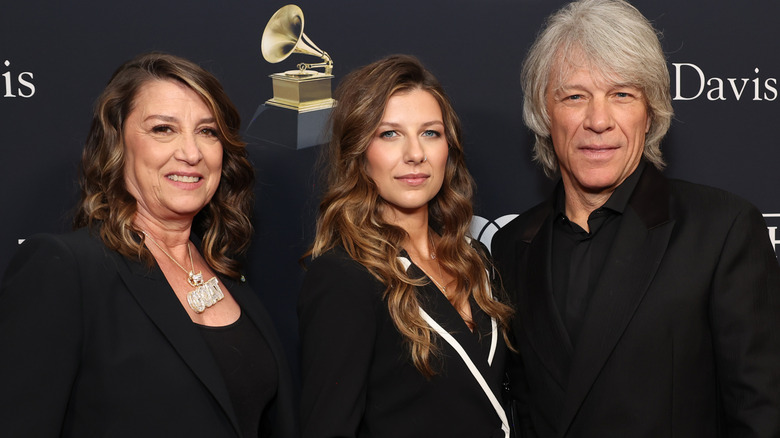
261, 4, 335, 112
245, 4, 335, 149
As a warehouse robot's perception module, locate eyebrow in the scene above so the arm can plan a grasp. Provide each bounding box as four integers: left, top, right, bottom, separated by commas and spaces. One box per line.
552, 83, 644, 100
144, 114, 217, 124
556, 82, 639, 91
377, 120, 444, 129
556, 83, 586, 91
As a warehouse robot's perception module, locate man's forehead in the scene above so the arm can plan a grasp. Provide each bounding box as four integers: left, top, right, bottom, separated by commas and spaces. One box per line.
548, 58, 630, 92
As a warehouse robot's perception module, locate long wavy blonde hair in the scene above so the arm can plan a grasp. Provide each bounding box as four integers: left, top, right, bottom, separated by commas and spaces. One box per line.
73, 53, 253, 279
307, 55, 513, 377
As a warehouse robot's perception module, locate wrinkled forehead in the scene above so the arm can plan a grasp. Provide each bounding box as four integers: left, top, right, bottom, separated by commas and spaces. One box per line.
547, 46, 630, 93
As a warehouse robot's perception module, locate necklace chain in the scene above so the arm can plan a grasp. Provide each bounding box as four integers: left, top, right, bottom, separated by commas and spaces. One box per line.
431, 232, 446, 292
143, 231, 194, 277
418, 230, 447, 293
419, 264, 448, 293
421, 231, 474, 330
142, 231, 203, 287
141, 230, 224, 313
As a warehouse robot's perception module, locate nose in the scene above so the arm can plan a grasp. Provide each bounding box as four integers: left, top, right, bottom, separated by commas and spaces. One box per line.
583, 96, 614, 133
403, 136, 426, 164
174, 133, 203, 165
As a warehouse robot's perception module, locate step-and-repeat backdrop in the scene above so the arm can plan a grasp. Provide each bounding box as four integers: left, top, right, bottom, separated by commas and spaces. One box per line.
3, 0, 779, 370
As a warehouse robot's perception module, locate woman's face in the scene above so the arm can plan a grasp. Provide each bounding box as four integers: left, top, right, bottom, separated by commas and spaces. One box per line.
365, 88, 448, 222
123, 79, 223, 225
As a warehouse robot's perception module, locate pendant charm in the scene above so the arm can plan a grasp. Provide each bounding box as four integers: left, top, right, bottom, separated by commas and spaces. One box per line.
187, 271, 204, 287
187, 277, 224, 313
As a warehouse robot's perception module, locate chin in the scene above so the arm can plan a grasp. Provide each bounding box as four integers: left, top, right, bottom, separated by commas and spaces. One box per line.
165, 203, 209, 218
577, 175, 622, 194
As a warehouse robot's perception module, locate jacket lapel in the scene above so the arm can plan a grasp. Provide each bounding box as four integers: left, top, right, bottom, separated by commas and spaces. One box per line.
557, 166, 675, 436
427, 281, 494, 368
400, 255, 496, 375
514, 199, 574, 390
112, 253, 243, 437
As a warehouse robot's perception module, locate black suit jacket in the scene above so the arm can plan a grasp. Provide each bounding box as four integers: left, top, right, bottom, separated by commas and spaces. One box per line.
298, 246, 506, 438
0, 228, 297, 438
492, 166, 780, 438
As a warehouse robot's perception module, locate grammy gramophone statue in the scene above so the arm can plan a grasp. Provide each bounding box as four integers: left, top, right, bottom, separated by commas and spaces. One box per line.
262, 5, 335, 112
245, 4, 335, 149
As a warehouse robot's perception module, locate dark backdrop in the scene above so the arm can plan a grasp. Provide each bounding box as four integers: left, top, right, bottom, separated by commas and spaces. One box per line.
3, 0, 779, 374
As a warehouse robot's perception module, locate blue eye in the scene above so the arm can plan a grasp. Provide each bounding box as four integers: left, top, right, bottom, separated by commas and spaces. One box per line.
422, 130, 441, 138
379, 130, 398, 138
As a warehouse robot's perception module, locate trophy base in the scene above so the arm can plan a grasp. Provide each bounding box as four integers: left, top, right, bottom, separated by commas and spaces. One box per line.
244, 104, 332, 149
265, 97, 335, 113
267, 72, 335, 113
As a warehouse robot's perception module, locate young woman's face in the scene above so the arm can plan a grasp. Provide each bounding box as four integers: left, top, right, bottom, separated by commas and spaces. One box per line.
365, 89, 448, 222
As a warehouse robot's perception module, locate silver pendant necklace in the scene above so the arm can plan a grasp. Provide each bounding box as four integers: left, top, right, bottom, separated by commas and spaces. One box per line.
142, 231, 224, 313
420, 231, 447, 293
430, 231, 447, 292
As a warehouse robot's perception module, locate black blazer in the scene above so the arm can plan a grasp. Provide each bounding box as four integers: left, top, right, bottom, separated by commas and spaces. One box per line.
492, 165, 780, 438
298, 246, 506, 438
0, 228, 297, 438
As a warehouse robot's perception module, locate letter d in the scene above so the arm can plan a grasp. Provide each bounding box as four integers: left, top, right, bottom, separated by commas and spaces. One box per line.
673, 63, 705, 101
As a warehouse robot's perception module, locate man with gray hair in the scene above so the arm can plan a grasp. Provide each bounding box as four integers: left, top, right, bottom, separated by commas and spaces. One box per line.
492, 0, 780, 436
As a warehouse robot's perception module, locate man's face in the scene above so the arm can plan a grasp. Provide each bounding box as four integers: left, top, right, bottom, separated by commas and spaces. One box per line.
546, 65, 651, 198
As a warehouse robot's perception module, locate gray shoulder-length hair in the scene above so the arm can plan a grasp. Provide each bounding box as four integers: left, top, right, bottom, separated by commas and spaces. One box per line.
521, 0, 673, 178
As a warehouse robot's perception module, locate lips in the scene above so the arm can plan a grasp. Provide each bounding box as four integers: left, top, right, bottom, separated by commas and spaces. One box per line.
579, 144, 619, 159
395, 173, 429, 186
580, 144, 618, 151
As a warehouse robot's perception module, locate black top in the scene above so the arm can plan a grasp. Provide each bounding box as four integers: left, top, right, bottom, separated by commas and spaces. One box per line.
299, 246, 506, 438
198, 312, 279, 438
551, 162, 644, 345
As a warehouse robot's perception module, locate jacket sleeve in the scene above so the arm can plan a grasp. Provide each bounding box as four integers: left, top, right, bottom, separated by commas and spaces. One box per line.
0, 234, 84, 435
491, 224, 537, 438
710, 204, 780, 437
298, 251, 383, 438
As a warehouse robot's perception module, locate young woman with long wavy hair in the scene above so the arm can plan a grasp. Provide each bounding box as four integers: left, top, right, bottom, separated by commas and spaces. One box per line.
299, 54, 514, 438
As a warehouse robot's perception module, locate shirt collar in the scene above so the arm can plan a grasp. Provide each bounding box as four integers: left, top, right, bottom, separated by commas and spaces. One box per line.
555, 160, 647, 217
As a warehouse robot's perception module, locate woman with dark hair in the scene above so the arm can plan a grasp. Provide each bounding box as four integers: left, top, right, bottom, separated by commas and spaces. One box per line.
0, 53, 296, 438
299, 54, 514, 437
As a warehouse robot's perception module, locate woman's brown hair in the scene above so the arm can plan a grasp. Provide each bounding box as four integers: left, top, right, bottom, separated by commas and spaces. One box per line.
307, 54, 513, 377
73, 52, 254, 279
